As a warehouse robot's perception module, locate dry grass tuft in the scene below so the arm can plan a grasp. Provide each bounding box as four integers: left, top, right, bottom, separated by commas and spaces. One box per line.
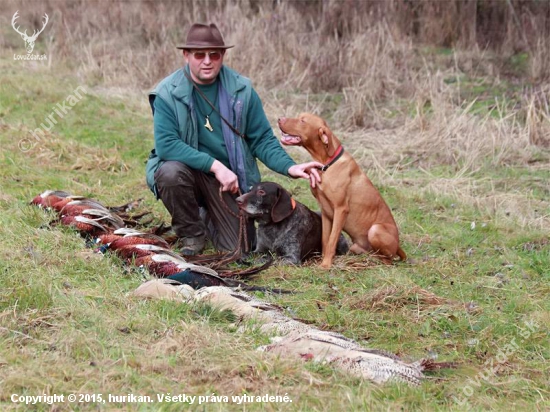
348, 285, 449, 312
301, 254, 382, 270
525, 89, 550, 147
522, 237, 550, 252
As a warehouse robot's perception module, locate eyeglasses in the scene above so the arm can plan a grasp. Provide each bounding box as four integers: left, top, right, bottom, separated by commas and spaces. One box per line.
189, 51, 223, 61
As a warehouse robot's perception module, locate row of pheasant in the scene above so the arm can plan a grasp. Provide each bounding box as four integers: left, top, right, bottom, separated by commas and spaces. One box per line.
31, 190, 237, 288
30, 189, 452, 385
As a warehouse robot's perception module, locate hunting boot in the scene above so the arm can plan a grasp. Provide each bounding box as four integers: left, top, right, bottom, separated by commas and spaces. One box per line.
180, 235, 206, 256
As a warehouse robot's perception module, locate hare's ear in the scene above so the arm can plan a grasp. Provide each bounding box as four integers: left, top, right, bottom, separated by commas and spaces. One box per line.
271, 187, 294, 223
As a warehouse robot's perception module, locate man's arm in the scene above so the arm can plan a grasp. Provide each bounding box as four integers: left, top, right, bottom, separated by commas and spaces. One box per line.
244, 89, 296, 174
245, 89, 322, 186
210, 159, 239, 194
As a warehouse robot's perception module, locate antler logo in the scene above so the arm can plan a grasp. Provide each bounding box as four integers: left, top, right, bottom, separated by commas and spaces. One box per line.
12, 10, 49, 54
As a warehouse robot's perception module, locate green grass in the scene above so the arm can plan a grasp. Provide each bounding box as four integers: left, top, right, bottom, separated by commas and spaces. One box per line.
0, 59, 549, 412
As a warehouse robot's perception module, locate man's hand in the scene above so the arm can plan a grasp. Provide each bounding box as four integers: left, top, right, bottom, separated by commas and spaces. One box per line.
211, 160, 239, 194
288, 162, 323, 188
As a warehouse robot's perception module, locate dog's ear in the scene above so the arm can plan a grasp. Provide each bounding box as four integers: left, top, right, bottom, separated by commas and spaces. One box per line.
318, 126, 336, 157
271, 187, 295, 223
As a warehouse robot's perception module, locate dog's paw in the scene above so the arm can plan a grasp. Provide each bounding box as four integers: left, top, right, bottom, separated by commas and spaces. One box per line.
279, 257, 301, 266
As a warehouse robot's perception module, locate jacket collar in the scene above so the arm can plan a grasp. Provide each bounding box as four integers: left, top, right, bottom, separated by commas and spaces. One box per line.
172, 67, 193, 101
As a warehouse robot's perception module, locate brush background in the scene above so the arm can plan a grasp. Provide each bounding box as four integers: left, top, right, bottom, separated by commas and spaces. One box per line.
0, 1, 549, 411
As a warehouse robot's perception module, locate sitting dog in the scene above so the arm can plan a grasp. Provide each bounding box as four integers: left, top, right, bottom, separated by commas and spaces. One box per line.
236, 182, 348, 264
278, 113, 406, 268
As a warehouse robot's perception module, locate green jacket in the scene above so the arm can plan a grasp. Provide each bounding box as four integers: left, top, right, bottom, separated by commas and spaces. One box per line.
146, 65, 295, 196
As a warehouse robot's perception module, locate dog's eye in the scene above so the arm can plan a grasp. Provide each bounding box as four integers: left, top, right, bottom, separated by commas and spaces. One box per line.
257, 190, 266, 196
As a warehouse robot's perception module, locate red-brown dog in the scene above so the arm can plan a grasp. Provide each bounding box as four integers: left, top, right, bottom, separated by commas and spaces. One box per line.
278, 113, 406, 268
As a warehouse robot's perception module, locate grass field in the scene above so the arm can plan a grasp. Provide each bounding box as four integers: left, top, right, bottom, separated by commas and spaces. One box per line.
1, 2, 549, 411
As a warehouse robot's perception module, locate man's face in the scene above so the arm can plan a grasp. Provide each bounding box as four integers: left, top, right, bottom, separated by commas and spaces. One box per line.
184, 49, 225, 84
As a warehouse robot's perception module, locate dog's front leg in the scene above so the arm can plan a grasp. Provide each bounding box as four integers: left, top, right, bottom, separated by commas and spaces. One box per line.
280, 254, 301, 265
315, 191, 333, 259
320, 211, 333, 257
320, 206, 349, 269
253, 232, 269, 254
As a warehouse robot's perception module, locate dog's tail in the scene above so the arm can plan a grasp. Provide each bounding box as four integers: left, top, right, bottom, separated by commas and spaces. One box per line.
396, 247, 407, 261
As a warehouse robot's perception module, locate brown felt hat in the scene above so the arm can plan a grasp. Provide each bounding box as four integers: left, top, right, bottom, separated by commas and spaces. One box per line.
177, 23, 234, 50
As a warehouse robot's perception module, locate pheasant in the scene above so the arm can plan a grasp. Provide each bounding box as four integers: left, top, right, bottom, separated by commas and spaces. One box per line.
51, 197, 92, 212
113, 244, 164, 260
59, 209, 124, 236
60, 215, 109, 236
107, 232, 170, 251
135, 257, 184, 277
96, 233, 124, 246
57, 199, 110, 214
96, 228, 146, 245
30, 190, 77, 208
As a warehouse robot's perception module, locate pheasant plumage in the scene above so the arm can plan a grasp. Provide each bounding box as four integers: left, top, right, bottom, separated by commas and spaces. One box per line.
108, 234, 170, 250
60, 215, 108, 236
31, 190, 74, 208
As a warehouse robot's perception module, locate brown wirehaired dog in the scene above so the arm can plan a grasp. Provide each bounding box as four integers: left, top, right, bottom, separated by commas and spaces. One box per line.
278, 113, 406, 268
236, 182, 348, 264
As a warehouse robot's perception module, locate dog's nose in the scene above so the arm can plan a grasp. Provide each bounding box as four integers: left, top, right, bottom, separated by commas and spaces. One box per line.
278, 117, 286, 125
236, 196, 243, 205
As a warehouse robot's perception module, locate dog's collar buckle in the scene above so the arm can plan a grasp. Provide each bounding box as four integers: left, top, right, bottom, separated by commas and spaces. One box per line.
320, 146, 344, 172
